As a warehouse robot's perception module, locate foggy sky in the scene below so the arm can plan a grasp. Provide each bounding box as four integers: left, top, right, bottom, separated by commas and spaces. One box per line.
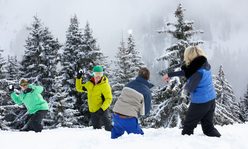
0, 0, 248, 98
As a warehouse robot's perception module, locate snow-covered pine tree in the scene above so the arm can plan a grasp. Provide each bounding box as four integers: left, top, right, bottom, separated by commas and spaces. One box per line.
81, 21, 111, 77
20, 15, 61, 101
61, 16, 109, 126
77, 21, 111, 125
0, 49, 6, 78
143, 4, 204, 128
15, 15, 61, 130
212, 65, 242, 125
0, 51, 27, 131
0, 48, 9, 130
46, 75, 82, 128
0, 55, 23, 130
60, 15, 89, 126
0, 49, 7, 94
126, 33, 145, 80
6, 55, 22, 81
240, 84, 248, 121
111, 35, 133, 109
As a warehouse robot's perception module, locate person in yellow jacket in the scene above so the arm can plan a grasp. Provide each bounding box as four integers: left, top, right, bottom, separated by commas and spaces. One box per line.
76, 65, 113, 131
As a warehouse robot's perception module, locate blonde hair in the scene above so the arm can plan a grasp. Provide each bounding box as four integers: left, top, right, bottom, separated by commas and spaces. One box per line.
184, 46, 207, 66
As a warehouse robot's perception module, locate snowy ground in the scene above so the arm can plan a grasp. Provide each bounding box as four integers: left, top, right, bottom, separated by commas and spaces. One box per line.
0, 123, 247, 149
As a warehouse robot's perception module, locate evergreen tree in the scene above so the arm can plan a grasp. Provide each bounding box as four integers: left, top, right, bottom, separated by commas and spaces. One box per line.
47, 75, 82, 128
126, 33, 145, 80
0, 49, 6, 78
0, 49, 9, 130
79, 21, 112, 125
12, 15, 61, 130
61, 16, 109, 126
0, 50, 28, 131
6, 56, 22, 81
20, 15, 61, 101
0, 52, 24, 131
213, 65, 243, 125
110, 33, 144, 114
111, 35, 133, 108
144, 4, 204, 128
240, 84, 248, 121
61, 15, 89, 126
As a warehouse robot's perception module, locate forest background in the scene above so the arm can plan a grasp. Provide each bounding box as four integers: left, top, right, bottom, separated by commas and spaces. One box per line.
0, 0, 248, 130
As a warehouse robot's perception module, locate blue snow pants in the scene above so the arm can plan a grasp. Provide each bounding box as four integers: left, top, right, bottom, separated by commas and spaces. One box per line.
111, 112, 144, 139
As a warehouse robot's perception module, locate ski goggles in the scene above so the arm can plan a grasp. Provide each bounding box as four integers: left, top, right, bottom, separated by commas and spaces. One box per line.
20, 82, 28, 87
93, 72, 103, 77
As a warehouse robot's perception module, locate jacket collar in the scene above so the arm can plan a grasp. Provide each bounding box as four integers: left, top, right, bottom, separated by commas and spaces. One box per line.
136, 76, 154, 88
181, 56, 207, 79
90, 75, 108, 85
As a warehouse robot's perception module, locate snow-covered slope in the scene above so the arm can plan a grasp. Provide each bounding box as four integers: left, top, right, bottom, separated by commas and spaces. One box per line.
0, 123, 247, 149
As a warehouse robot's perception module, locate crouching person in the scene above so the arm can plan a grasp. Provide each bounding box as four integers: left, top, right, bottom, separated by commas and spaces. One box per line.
111, 67, 154, 139
9, 78, 49, 132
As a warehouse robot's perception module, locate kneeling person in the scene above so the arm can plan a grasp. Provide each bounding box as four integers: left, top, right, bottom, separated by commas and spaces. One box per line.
111, 67, 154, 139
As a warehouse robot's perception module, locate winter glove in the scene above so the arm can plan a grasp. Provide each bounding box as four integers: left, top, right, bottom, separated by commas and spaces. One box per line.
96, 108, 104, 117
9, 85, 14, 94
23, 88, 34, 94
77, 69, 83, 79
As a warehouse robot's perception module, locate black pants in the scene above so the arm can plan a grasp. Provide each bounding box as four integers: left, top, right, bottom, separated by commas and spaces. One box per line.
91, 109, 112, 131
30, 110, 48, 132
182, 99, 221, 137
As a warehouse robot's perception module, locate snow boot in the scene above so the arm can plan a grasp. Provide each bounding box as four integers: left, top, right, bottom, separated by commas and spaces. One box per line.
205, 128, 221, 137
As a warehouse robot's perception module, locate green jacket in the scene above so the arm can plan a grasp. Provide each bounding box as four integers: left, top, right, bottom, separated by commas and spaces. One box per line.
75, 75, 112, 113
11, 84, 49, 114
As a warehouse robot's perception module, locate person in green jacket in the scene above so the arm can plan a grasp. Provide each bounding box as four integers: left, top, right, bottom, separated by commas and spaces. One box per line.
9, 78, 49, 132
76, 65, 113, 131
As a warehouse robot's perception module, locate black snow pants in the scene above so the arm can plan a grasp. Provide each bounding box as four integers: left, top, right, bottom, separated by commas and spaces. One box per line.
182, 99, 221, 137
30, 110, 48, 132
91, 108, 112, 131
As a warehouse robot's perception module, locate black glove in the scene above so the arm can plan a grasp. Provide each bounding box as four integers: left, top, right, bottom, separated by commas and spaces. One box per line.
23, 88, 34, 94
77, 69, 83, 79
96, 108, 104, 117
9, 85, 14, 94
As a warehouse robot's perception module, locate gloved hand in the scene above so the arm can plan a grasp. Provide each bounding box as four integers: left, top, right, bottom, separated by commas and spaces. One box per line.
77, 69, 83, 79
96, 108, 104, 117
23, 88, 34, 94
9, 85, 14, 94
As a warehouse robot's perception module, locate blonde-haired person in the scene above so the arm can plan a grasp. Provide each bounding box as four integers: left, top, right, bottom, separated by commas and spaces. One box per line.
9, 78, 49, 132
163, 46, 221, 137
